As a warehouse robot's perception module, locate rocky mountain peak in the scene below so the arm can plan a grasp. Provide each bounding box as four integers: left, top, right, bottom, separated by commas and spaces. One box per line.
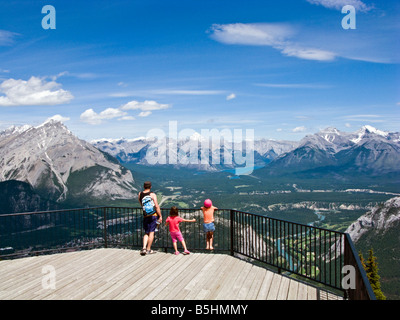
0, 120, 137, 203
346, 197, 400, 243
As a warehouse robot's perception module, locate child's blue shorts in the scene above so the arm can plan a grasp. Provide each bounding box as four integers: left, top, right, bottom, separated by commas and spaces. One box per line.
203, 222, 215, 233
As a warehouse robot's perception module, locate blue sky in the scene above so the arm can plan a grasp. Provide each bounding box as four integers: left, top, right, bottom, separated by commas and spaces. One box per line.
0, 0, 399, 141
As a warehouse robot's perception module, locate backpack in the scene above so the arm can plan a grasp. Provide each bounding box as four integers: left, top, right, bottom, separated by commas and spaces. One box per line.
141, 194, 156, 216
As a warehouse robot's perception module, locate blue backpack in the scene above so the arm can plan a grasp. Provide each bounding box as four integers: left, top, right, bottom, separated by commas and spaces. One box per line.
141, 194, 156, 216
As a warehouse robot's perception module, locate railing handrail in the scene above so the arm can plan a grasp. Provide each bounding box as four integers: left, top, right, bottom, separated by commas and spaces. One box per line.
0, 205, 364, 237
0, 206, 106, 217
0, 206, 376, 300
229, 208, 346, 235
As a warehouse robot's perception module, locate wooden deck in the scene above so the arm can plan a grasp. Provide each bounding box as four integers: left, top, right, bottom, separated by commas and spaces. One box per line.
0, 248, 342, 300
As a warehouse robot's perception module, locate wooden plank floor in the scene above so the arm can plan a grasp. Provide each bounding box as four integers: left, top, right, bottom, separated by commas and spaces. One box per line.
0, 248, 342, 300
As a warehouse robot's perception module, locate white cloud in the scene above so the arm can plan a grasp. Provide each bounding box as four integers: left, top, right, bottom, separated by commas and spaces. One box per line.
210, 23, 293, 46
81, 99, 170, 124
292, 126, 307, 132
295, 115, 312, 121
341, 114, 385, 123
72, 73, 98, 80
80, 108, 127, 125
46, 114, 70, 123
100, 108, 127, 118
121, 100, 170, 111
0, 30, 19, 46
256, 83, 332, 89
226, 93, 236, 100
138, 111, 152, 117
118, 115, 135, 121
209, 23, 336, 62
50, 71, 69, 81
110, 89, 225, 98
80, 109, 101, 125
280, 46, 336, 61
50, 71, 99, 81
121, 100, 170, 116
0, 76, 73, 106
151, 89, 224, 96
306, 0, 372, 12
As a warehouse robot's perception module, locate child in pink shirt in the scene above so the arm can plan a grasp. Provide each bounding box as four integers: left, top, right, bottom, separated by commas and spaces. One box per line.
165, 206, 196, 255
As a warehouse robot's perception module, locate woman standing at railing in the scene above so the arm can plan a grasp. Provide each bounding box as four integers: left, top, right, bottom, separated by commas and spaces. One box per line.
138, 181, 162, 255
201, 199, 218, 250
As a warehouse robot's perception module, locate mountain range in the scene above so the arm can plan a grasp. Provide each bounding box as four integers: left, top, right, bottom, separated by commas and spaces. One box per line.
257, 125, 400, 179
93, 125, 400, 177
92, 135, 299, 171
1, 121, 399, 211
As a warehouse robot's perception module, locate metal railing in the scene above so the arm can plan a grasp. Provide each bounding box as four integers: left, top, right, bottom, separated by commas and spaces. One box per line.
0, 207, 375, 300
229, 209, 375, 300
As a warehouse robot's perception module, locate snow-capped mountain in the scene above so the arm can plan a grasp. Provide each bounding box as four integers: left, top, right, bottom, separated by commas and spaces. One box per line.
92, 137, 157, 165
253, 138, 300, 159
92, 135, 299, 170
0, 120, 137, 202
300, 127, 355, 153
262, 126, 400, 176
92, 125, 399, 175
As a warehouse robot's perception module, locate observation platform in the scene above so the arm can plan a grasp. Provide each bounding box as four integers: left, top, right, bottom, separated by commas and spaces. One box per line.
0, 248, 341, 300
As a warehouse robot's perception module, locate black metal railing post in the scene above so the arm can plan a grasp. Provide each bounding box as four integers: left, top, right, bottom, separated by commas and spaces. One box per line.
103, 207, 108, 248
230, 209, 234, 256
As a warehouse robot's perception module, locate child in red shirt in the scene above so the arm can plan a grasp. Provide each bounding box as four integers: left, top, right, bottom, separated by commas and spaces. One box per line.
165, 206, 196, 255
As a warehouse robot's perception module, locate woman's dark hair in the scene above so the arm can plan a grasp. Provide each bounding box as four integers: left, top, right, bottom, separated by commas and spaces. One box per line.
169, 206, 179, 216
143, 181, 152, 189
